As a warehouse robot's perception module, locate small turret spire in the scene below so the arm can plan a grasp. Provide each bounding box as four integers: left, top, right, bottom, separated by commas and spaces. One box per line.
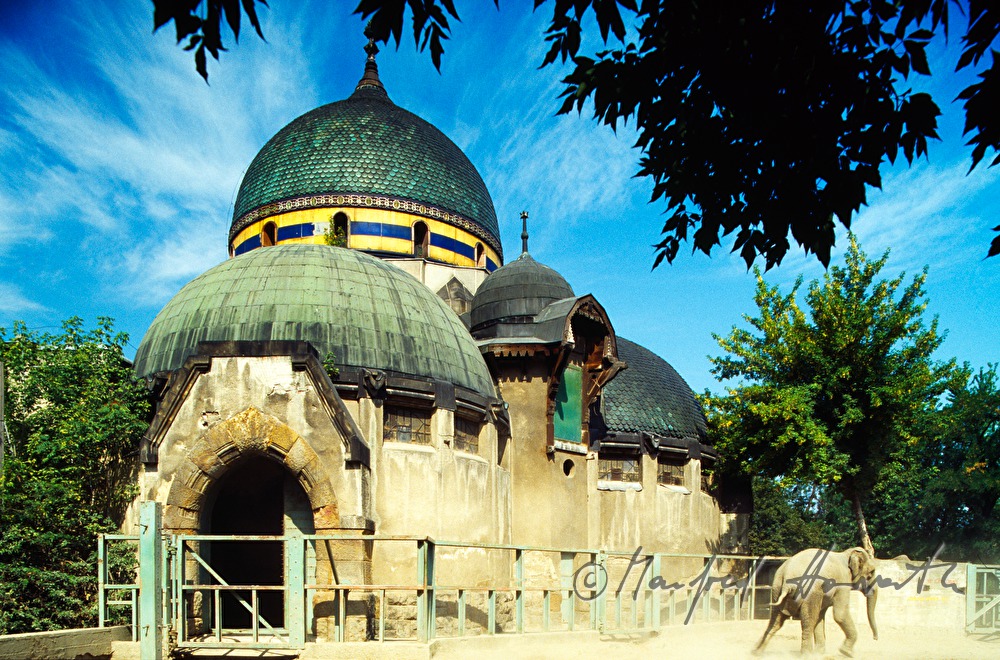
355, 21, 385, 94
520, 211, 529, 254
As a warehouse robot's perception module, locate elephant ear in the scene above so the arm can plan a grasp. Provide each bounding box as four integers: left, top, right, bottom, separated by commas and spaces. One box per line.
848, 547, 868, 581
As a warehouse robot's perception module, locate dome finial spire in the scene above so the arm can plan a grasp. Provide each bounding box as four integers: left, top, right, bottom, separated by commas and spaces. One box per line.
520, 210, 529, 254
355, 21, 386, 94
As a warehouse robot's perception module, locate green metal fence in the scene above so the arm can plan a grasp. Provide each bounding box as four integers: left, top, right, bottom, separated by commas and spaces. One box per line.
967, 564, 1000, 633
98, 502, 777, 655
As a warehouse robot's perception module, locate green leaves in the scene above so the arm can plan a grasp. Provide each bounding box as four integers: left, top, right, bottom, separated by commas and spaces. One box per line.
0, 318, 150, 633
708, 235, 956, 552
153, 0, 268, 81
355, 0, 465, 71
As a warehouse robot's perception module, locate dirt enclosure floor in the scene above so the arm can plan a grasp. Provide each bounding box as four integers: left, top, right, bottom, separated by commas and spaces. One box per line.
428, 622, 1000, 660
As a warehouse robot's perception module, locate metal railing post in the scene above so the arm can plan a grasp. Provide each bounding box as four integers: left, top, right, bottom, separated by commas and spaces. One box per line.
515, 548, 525, 633
97, 535, 106, 628
138, 502, 164, 660
287, 536, 306, 647
595, 551, 606, 632
966, 563, 976, 632
416, 538, 436, 641
651, 553, 661, 629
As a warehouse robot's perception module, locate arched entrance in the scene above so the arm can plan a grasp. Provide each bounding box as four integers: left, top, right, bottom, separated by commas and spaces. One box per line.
202, 454, 315, 629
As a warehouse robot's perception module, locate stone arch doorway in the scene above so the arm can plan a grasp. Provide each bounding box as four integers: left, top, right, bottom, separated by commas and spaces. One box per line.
202, 454, 316, 628
161, 408, 341, 634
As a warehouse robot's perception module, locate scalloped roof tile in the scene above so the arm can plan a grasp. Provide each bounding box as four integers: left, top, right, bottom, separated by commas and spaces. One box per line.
232, 86, 499, 247
603, 337, 708, 442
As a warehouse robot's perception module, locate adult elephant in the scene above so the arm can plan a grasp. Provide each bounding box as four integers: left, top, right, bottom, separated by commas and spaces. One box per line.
753, 547, 878, 657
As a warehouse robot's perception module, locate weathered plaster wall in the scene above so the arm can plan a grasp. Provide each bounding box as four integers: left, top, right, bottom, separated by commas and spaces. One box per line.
594, 457, 721, 556
367, 400, 512, 586
0, 626, 130, 660
497, 364, 593, 550
387, 259, 489, 302
133, 355, 365, 534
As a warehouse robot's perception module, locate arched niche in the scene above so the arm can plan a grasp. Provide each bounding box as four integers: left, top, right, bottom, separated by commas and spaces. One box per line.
162, 407, 339, 534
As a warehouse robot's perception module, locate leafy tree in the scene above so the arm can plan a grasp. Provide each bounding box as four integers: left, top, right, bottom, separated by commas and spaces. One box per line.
0, 318, 149, 634
748, 479, 832, 556
707, 236, 956, 556
152, 0, 1000, 267
917, 364, 1000, 562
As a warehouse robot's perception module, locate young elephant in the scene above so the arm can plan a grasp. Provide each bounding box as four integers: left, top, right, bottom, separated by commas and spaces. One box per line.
753, 547, 878, 657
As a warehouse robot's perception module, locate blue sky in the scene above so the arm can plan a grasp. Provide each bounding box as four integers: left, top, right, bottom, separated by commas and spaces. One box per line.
0, 1, 997, 394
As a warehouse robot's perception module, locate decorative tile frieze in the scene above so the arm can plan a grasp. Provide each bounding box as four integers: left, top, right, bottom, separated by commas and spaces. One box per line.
230, 193, 504, 259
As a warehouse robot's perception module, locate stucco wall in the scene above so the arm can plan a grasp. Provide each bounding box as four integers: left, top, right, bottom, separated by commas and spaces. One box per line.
0, 626, 130, 660
852, 557, 968, 632
133, 356, 362, 533
367, 400, 512, 587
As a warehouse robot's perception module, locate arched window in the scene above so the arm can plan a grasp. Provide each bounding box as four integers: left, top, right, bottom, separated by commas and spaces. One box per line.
261, 221, 277, 247
475, 243, 485, 268
413, 222, 429, 257
325, 212, 349, 247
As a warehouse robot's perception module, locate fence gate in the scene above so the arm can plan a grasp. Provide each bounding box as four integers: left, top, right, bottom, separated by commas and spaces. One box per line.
166, 533, 307, 652
132, 501, 308, 658
966, 564, 1000, 633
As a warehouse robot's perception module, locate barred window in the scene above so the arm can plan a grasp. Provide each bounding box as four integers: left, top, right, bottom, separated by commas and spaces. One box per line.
657, 459, 686, 487
384, 407, 432, 445
454, 416, 480, 454
598, 456, 642, 483
701, 469, 714, 494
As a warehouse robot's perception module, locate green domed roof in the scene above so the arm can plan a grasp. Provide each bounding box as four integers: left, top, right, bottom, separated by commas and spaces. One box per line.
603, 338, 708, 442
469, 252, 575, 331
134, 244, 495, 397
231, 85, 501, 255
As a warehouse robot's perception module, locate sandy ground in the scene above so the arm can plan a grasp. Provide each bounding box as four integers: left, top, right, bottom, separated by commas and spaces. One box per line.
121, 622, 1000, 659
430, 622, 1000, 660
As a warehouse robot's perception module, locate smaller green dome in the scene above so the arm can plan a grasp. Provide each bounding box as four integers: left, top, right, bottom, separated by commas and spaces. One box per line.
134, 245, 495, 397
603, 338, 708, 442
469, 252, 575, 331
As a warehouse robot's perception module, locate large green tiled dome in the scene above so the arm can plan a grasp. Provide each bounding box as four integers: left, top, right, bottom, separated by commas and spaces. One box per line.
230, 84, 501, 255
134, 244, 495, 397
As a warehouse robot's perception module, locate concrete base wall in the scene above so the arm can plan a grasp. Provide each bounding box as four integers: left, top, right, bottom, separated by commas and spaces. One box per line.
846, 558, 968, 632
0, 626, 130, 660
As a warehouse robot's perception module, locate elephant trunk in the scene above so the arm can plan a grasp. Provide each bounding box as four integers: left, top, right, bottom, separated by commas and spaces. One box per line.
866, 584, 879, 640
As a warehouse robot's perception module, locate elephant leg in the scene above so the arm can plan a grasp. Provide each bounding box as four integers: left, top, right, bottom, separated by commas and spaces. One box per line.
752, 610, 787, 656
813, 608, 827, 654
797, 597, 827, 655
832, 593, 858, 657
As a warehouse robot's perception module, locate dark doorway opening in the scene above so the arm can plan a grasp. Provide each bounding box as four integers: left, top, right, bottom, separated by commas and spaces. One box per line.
209, 455, 285, 629
413, 221, 429, 257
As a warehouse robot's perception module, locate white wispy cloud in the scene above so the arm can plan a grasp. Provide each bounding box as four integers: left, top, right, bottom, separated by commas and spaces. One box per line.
0, 1, 322, 310
763, 157, 1000, 290
0, 283, 48, 314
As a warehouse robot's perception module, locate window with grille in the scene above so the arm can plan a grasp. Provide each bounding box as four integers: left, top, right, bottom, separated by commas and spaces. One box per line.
701, 469, 714, 494
453, 416, 480, 454
657, 459, 686, 487
598, 456, 642, 483
384, 407, 432, 445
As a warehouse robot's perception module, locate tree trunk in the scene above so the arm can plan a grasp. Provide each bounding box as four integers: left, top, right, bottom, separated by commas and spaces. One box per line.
852, 492, 875, 557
